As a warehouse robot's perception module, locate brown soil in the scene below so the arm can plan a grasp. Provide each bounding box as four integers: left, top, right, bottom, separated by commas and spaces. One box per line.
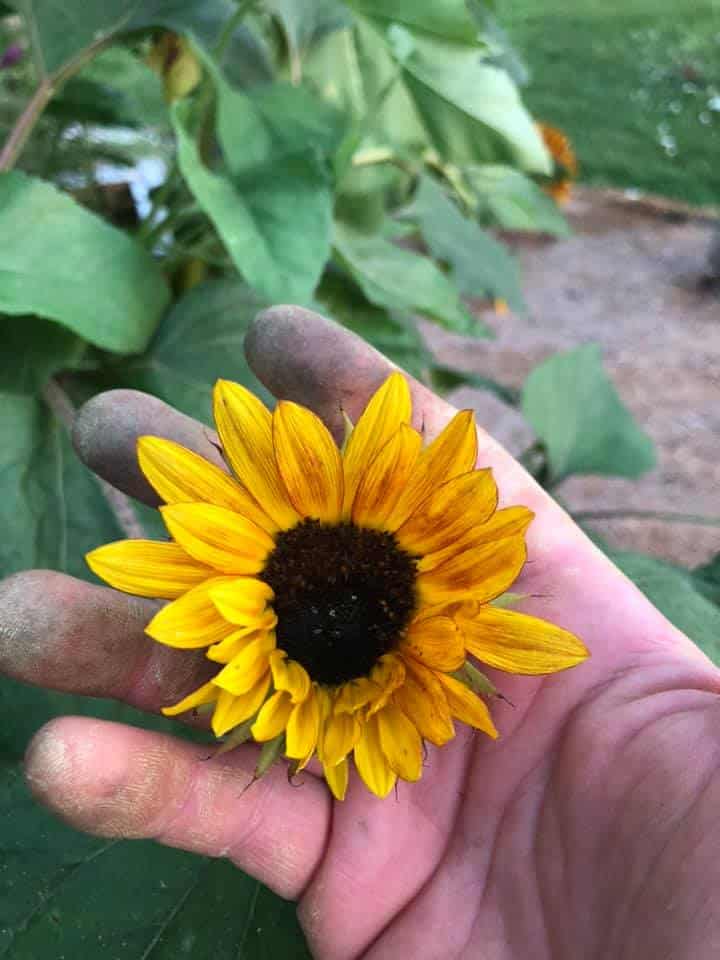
423, 186, 720, 569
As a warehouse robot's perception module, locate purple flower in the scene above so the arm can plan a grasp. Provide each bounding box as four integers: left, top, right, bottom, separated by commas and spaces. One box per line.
0, 44, 23, 70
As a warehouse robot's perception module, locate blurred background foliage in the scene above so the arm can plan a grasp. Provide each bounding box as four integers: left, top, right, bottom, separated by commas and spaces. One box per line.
0, 1, 718, 957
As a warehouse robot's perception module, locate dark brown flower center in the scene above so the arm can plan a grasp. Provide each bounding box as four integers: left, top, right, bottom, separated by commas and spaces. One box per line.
262, 519, 418, 686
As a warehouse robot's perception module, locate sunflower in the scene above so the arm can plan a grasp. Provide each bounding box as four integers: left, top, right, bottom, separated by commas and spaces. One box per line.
87, 373, 588, 800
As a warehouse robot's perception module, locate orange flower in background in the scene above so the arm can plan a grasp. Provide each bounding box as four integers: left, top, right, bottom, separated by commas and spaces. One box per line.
538, 122, 578, 205
87, 374, 588, 800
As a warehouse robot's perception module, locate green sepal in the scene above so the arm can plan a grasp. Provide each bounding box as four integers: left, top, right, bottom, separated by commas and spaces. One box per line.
340, 408, 355, 454
491, 591, 529, 609
453, 661, 497, 698
255, 734, 286, 779
213, 716, 255, 757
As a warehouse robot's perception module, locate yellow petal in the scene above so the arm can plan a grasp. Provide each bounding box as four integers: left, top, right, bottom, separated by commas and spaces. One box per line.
342, 372, 412, 517
323, 758, 349, 801
401, 616, 465, 671
461, 606, 589, 675
436, 672, 498, 738
377, 702, 423, 781
161, 680, 218, 717
206, 624, 274, 665
146, 577, 237, 648
367, 653, 406, 716
319, 700, 361, 767
384, 409, 478, 530
273, 401, 344, 522
285, 686, 321, 759
353, 714, 397, 798
86, 539, 211, 599
419, 506, 533, 572
394, 663, 455, 746
161, 503, 275, 574
351, 424, 422, 529
396, 469, 497, 556
213, 633, 276, 694
418, 535, 527, 606
211, 674, 271, 737
208, 577, 273, 625
335, 676, 382, 714
213, 380, 300, 530
251, 690, 294, 741
137, 435, 277, 534
269, 650, 311, 703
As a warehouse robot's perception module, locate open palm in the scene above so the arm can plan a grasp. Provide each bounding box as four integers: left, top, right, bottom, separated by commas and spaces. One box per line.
2, 307, 718, 959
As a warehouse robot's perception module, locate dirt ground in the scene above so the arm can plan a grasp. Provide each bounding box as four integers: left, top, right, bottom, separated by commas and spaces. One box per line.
423, 186, 720, 569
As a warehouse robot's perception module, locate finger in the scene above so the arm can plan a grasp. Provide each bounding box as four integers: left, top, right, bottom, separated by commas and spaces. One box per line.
25, 716, 329, 899
73, 389, 226, 506
0, 570, 212, 710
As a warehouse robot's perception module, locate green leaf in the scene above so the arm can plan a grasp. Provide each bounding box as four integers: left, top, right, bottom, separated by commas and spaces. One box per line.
466, 164, 570, 236
105, 278, 270, 424
0, 679, 311, 959
430, 364, 520, 405
9, 0, 234, 78
521, 345, 656, 483
333, 222, 484, 337
411, 175, 524, 312
400, 33, 550, 174
345, 0, 478, 43
608, 551, 720, 662
0, 172, 169, 354
173, 57, 342, 303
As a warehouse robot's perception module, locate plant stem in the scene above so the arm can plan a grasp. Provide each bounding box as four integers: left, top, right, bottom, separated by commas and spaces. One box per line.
0, 34, 112, 173
573, 509, 720, 527
0, 79, 54, 171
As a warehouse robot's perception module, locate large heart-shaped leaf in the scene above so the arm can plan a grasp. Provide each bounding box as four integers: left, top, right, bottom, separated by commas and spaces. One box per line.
521, 345, 656, 483
0, 173, 169, 354
411, 175, 524, 311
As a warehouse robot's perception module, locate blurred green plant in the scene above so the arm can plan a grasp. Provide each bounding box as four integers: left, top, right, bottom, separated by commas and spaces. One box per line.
0, 1, 717, 958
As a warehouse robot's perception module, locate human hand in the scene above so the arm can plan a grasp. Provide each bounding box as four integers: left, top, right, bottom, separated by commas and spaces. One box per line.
1, 306, 718, 959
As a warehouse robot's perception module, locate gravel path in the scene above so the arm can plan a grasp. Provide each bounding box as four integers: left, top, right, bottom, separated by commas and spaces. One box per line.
424, 187, 720, 568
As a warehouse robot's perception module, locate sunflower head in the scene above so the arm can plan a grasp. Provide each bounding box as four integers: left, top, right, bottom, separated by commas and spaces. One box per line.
87, 373, 588, 800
